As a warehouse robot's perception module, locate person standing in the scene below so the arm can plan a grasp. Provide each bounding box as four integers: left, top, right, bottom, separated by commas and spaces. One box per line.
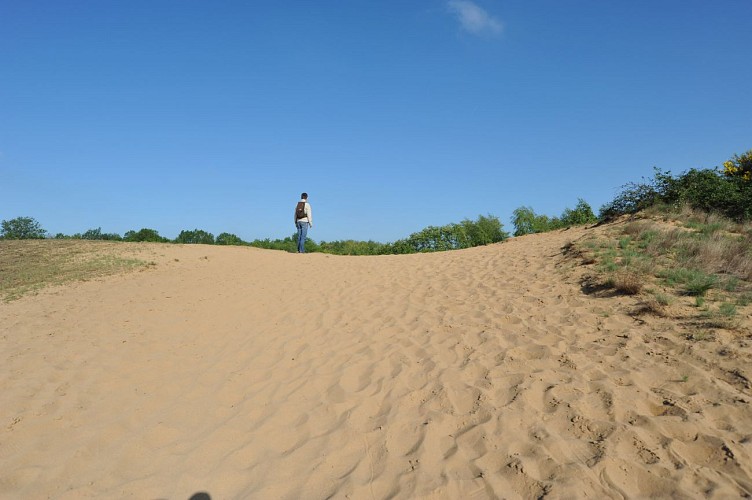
294, 192, 313, 253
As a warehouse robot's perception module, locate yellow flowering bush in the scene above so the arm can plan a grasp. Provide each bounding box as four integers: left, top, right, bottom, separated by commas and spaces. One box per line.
723, 150, 752, 181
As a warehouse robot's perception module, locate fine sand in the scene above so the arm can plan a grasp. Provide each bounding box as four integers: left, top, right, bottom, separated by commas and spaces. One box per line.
1, 224, 751, 499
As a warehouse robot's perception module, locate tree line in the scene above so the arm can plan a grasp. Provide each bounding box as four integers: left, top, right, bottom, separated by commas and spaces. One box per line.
0, 214, 511, 255
3, 149, 749, 254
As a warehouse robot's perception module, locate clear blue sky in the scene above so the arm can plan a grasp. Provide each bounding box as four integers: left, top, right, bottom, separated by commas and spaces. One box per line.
2, 1, 751, 242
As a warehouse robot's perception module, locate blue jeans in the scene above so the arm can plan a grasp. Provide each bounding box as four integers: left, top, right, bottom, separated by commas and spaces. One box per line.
296, 221, 309, 253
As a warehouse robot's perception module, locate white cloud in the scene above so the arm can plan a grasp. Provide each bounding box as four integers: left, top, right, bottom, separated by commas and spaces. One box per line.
447, 1, 503, 36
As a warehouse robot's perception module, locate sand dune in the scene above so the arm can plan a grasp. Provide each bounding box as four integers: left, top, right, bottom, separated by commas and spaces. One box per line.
1, 224, 751, 498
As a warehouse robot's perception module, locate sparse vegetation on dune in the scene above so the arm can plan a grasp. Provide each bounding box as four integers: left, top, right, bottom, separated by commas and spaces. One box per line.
570, 206, 751, 334
0, 240, 152, 302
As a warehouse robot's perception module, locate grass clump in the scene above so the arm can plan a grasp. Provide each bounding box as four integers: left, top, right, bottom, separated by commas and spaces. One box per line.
738, 293, 752, 307
663, 268, 717, 296
719, 302, 737, 317
612, 271, 643, 295
654, 292, 672, 306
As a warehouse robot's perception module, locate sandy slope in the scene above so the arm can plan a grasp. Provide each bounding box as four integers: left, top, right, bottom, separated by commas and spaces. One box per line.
1, 225, 751, 499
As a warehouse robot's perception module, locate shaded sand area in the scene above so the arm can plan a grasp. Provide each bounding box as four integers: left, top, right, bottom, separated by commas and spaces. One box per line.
2, 224, 751, 498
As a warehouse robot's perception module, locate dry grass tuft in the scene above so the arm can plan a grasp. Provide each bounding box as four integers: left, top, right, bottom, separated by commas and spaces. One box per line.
637, 295, 669, 316
612, 271, 643, 295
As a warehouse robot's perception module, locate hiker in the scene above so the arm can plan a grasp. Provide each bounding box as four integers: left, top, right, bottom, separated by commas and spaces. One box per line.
294, 193, 313, 253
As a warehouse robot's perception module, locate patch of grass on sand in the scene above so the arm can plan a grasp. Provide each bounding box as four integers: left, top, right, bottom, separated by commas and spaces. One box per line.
0, 240, 151, 301
571, 207, 751, 332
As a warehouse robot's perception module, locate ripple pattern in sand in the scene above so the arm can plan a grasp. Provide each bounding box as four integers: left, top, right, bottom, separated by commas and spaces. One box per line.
1, 234, 751, 498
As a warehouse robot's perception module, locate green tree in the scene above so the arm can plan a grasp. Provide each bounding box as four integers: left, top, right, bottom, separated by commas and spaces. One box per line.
560, 198, 597, 226
216, 232, 244, 245
461, 214, 508, 247
175, 229, 215, 245
79, 227, 122, 241
511, 207, 553, 236
123, 228, 168, 243
1, 216, 47, 239
389, 215, 508, 254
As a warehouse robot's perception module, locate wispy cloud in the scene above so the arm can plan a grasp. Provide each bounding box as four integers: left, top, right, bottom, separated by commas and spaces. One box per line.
447, 1, 503, 36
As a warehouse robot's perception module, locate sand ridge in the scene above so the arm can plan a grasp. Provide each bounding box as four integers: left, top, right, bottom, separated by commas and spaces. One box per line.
1, 226, 751, 498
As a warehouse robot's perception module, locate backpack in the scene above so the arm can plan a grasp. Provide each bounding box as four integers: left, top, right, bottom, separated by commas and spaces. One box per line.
295, 201, 307, 220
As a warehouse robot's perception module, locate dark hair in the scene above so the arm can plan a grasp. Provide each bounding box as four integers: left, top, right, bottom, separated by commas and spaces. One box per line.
301, 192, 308, 199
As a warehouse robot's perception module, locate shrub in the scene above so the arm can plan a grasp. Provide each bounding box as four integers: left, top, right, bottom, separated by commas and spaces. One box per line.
511, 207, 552, 236
175, 229, 215, 245
123, 228, 169, 243
393, 214, 508, 253
318, 239, 386, 255
560, 198, 597, 226
248, 235, 297, 253
78, 227, 122, 241
723, 150, 752, 181
667, 168, 743, 219
462, 214, 508, 247
216, 233, 244, 246
601, 150, 752, 221
599, 169, 672, 219
512, 199, 595, 236
1, 216, 47, 239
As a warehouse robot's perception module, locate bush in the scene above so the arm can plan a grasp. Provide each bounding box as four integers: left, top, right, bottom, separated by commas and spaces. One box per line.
601, 150, 752, 221
392, 214, 508, 253
723, 150, 752, 181
1, 216, 47, 239
560, 199, 597, 226
318, 239, 386, 255
461, 214, 509, 247
123, 228, 169, 243
216, 233, 245, 246
248, 235, 298, 253
599, 169, 672, 220
175, 229, 215, 245
78, 227, 122, 241
666, 169, 744, 219
512, 199, 595, 236
511, 207, 555, 236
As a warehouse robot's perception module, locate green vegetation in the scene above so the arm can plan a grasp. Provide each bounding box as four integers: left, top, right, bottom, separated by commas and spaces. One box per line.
175, 229, 215, 245
511, 198, 597, 237
563, 149, 751, 330
124, 228, 170, 243
216, 233, 244, 246
1, 216, 47, 239
599, 149, 752, 222
1, 214, 508, 256
239, 214, 509, 255
573, 206, 751, 331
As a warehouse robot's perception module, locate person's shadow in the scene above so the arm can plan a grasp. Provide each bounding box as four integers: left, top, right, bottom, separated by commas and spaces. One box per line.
189, 493, 211, 500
